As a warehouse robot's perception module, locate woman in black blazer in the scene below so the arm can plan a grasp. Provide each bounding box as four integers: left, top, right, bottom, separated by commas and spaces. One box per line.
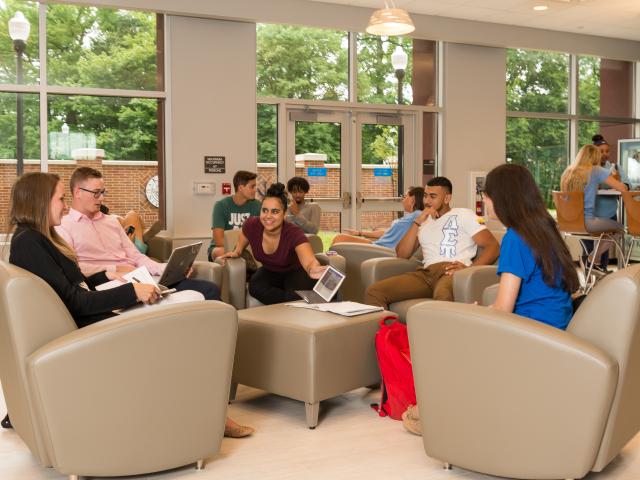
8, 172, 159, 328
6, 172, 254, 438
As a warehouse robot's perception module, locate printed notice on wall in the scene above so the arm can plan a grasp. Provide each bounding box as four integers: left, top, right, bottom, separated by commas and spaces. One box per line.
204, 156, 225, 174
306, 167, 328, 185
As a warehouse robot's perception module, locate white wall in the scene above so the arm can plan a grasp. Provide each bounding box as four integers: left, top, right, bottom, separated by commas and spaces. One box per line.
442, 43, 506, 210
167, 15, 256, 239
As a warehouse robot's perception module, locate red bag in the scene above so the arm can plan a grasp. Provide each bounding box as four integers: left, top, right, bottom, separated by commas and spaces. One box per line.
374, 315, 416, 420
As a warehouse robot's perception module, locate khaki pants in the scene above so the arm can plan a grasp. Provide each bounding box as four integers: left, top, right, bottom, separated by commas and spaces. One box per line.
364, 261, 454, 309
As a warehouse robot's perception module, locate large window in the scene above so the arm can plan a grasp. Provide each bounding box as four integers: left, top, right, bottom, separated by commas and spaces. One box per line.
257, 24, 348, 101
506, 48, 638, 208
255, 23, 439, 187
507, 49, 569, 114
0, 2, 164, 232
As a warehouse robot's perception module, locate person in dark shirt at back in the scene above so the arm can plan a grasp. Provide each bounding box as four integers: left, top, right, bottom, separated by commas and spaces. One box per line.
219, 183, 327, 304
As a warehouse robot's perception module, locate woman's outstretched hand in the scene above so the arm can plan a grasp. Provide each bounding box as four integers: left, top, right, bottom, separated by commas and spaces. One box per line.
308, 265, 328, 279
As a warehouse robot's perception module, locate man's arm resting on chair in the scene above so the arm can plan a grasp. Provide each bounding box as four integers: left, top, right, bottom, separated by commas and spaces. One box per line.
444, 229, 500, 276
210, 227, 225, 260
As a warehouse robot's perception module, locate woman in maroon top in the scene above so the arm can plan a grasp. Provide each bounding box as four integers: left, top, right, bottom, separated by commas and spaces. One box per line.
221, 183, 326, 304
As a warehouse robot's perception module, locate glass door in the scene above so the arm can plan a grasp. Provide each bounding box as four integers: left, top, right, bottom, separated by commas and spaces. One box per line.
285, 110, 350, 247
285, 108, 417, 250
354, 112, 415, 234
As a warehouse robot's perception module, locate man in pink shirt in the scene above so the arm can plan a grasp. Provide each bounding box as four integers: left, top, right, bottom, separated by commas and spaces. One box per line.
57, 167, 220, 300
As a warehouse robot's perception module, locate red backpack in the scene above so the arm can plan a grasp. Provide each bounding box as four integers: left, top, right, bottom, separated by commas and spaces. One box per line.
374, 316, 416, 420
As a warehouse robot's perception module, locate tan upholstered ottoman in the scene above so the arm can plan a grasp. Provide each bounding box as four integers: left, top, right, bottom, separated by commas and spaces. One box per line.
231, 303, 390, 428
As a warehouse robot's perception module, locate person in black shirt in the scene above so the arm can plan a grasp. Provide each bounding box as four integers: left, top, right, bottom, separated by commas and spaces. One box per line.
6, 172, 254, 438
8, 172, 159, 328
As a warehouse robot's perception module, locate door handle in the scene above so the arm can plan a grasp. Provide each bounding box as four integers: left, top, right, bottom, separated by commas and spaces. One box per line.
342, 191, 351, 208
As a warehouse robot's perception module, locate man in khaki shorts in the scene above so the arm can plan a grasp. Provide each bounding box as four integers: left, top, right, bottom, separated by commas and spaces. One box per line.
365, 176, 499, 308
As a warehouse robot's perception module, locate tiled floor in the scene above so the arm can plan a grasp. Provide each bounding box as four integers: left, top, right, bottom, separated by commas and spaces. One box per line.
1, 384, 640, 480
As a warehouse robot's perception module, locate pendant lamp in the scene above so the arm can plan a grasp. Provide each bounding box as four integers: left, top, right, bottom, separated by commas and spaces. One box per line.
366, 1, 415, 36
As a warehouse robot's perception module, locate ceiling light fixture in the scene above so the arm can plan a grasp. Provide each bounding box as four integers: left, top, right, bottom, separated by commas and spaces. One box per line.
533, 5, 549, 10
366, 1, 415, 36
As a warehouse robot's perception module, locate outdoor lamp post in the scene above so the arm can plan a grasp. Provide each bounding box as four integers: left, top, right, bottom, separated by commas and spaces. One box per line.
61, 122, 70, 159
8, 11, 30, 177
391, 45, 408, 194
391, 45, 408, 104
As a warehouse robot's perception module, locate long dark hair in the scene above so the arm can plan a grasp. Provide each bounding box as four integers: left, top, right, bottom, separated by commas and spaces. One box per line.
485, 164, 579, 293
263, 182, 288, 211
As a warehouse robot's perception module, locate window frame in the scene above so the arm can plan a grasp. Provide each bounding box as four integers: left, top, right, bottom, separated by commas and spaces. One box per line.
507, 49, 640, 180
0, 3, 167, 224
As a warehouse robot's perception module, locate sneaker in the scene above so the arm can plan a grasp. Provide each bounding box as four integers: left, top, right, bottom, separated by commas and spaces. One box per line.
591, 264, 611, 275
401, 410, 422, 436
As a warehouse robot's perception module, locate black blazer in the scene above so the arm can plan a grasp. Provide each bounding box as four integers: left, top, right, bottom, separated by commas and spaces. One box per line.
10, 225, 138, 328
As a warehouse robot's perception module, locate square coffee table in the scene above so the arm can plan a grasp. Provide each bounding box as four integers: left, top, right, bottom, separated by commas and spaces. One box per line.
231, 303, 391, 428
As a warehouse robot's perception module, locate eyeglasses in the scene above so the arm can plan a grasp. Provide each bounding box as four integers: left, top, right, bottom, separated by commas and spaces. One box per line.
79, 187, 108, 199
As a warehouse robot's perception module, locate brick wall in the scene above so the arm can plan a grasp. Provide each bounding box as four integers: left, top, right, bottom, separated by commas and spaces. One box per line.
0, 158, 158, 233
257, 159, 400, 232
1, 157, 399, 235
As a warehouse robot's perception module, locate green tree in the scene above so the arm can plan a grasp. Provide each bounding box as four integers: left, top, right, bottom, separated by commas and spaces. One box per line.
257, 103, 277, 163
0, 3, 159, 161
506, 49, 598, 208
256, 25, 411, 166
257, 24, 347, 101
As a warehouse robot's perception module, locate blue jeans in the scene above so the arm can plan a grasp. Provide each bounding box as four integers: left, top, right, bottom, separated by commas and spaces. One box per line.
173, 278, 221, 301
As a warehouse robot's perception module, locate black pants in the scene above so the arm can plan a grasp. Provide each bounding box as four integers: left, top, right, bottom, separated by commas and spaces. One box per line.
173, 278, 221, 301
248, 267, 315, 305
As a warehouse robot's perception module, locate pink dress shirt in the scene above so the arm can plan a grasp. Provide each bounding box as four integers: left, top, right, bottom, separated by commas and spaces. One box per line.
57, 208, 165, 276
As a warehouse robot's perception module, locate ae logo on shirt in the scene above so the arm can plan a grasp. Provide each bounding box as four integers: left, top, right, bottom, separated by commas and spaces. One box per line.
440, 216, 459, 258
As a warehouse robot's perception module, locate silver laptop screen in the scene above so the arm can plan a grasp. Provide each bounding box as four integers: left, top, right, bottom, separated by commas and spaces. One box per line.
313, 266, 345, 301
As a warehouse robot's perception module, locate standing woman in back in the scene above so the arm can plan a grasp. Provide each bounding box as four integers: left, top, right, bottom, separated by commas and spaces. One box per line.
560, 144, 628, 270
483, 164, 579, 329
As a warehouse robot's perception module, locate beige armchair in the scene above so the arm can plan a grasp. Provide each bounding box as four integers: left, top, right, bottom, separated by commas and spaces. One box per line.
329, 242, 396, 302
360, 256, 499, 320
406, 264, 640, 480
0, 262, 237, 480
222, 253, 346, 309
220, 229, 331, 309
358, 228, 504, 320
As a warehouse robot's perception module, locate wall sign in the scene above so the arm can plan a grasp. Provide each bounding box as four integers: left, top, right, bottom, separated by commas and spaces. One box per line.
204, 156, 225, 174
307, 167, 327, 177
373, 168, 392, 177
222, 182, 232, 195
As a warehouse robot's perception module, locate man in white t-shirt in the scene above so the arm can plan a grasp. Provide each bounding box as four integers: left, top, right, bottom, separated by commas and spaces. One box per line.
365, 177, 499, 308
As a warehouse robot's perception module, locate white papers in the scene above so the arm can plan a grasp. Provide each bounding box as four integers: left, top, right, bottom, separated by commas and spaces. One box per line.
96, 266, 157, 291
284, 301, 383, 317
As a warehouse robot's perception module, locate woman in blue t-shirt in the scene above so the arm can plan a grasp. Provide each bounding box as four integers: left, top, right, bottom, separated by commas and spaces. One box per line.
560, 144, 627, 270
483, 164, 579, 329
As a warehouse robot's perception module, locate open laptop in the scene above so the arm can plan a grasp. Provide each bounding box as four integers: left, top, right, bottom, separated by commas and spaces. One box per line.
295, 265, 346, 304
157, 242, 202, 290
